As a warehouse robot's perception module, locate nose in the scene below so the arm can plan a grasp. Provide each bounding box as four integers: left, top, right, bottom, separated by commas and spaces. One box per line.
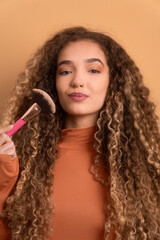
70, 72, 84, 88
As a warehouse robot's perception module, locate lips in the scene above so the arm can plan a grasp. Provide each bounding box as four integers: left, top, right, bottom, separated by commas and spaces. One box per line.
68, 92, 89, 101
68, 92, 88, 97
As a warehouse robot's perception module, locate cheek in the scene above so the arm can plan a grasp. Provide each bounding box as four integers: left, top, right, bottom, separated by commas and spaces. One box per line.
91, 78, 109, 95
90, 80, 109, 107
56, 80, 66, 97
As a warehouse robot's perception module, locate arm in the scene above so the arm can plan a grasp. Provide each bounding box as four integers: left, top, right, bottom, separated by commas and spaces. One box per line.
0, 126, 19, 240
0, 154, 19, 210
0, 154, 19, 240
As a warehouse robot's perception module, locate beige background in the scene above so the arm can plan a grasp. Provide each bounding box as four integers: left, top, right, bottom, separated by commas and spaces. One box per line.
0, 0, 160, 121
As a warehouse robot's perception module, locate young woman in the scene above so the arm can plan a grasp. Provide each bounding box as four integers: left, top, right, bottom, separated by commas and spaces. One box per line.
0, 26, 160, 240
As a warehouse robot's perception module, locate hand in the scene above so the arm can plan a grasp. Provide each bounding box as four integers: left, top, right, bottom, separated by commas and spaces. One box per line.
0, 125, 17, 159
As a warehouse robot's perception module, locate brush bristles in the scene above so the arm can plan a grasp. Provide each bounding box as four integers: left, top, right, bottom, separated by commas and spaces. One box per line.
31, 89, 56, 114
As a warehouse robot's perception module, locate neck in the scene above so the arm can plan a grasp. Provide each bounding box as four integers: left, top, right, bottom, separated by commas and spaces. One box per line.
64, 114, 98, 129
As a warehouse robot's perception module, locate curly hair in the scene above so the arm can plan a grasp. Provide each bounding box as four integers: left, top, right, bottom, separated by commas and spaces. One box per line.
1, 26, 160, 239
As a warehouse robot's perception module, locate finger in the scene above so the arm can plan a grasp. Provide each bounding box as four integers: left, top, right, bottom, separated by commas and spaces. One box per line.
3, 148, 17, 159
12, 152, 17, 160
0, 141, 15, 154
4, 134, 12, 143
0, 133, 12, 146
0, 125, 14, 135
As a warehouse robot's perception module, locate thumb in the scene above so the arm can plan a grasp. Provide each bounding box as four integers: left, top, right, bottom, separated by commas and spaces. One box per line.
0, 125, 14, 135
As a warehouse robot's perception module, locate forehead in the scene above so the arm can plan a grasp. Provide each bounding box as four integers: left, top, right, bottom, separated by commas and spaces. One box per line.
57, 40, 107, 62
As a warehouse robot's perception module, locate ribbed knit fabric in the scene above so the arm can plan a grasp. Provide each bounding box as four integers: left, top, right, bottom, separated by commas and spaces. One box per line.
52, 126, 109, 240
0, 126, 114, 239
0, 155, 19, 240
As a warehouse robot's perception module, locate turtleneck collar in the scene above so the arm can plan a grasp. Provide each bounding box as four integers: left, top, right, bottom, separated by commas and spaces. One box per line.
59, 126, 96, 149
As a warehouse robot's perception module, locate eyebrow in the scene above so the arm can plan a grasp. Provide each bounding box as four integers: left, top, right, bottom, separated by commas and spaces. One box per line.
57, 58, 104, 67
84, 58, 104, 66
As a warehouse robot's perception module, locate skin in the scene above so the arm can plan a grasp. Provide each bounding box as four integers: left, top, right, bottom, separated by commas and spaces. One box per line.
0, 40, 110, 157
0, 125, 17, 159
56, 40, 110, 129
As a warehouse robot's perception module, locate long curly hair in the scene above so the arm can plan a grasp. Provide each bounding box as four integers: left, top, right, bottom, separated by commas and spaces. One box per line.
1, 26, 160, 239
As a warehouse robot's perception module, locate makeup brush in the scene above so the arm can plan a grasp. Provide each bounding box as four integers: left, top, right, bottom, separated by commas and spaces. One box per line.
5, 89, 56, 137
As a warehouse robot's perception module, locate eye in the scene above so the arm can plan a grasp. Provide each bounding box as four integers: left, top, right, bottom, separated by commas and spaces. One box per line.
59, 70, 72, 75
89, 69, 100, 73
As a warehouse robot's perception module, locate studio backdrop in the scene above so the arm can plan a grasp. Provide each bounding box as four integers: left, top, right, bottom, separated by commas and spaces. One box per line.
0, 0, 159, 121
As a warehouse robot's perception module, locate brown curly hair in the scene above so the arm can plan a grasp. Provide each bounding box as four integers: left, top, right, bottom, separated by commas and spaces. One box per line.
1, 26, 160, 239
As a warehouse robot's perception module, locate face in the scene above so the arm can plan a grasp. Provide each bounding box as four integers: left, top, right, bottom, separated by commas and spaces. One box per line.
56, 40, 110, 122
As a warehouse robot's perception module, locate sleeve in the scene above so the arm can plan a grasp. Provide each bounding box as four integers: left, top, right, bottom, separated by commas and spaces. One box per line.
0, 154, 19, 240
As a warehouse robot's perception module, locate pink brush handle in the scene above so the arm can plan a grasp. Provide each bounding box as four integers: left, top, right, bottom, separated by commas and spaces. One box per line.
6, 118, 26, 137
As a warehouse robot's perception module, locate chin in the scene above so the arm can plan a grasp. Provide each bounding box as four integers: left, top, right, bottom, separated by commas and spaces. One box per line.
64, 105, 86, 114
68, 110, 87, 116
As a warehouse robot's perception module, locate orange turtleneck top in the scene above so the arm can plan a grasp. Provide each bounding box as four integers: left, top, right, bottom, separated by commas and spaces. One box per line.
0, 126, 114, 240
